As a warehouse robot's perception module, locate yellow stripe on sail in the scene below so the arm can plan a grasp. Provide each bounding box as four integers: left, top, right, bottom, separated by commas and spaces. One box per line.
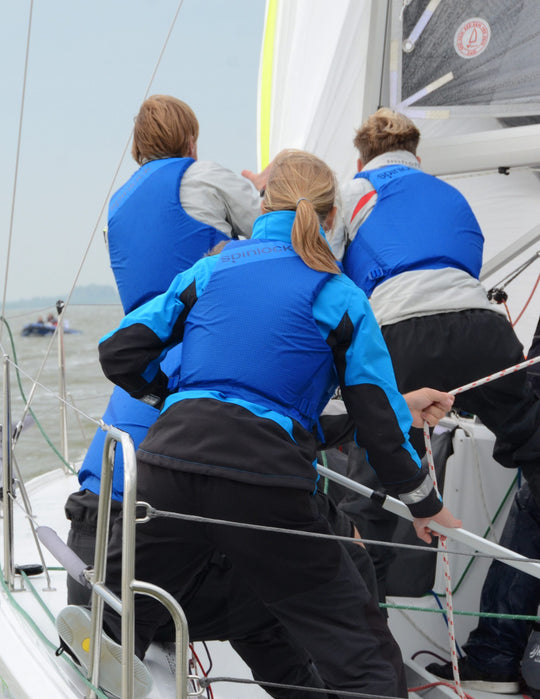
259, 0, 278, 170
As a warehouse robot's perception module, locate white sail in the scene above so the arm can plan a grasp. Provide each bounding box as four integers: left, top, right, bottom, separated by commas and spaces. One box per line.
255, 6, 540, 694
257, 0, 540, 348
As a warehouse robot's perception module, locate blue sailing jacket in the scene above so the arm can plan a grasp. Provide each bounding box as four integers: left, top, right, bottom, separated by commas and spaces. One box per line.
108, 157, 229, 314
98, 210, 441, 516
343, 166, 484, 298
180, 237, 335, 431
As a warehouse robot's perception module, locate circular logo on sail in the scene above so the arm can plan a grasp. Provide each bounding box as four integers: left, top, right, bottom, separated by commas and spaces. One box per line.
454, 18, 491, 59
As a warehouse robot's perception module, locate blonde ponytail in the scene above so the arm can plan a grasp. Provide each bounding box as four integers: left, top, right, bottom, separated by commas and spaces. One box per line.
262, 150, 340, 274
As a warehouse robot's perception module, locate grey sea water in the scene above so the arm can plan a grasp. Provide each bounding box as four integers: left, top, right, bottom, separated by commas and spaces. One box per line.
2, 303, 124, 481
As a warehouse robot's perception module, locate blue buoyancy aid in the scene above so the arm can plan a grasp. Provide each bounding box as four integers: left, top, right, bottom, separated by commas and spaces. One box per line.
342, 165, 484, 298
77, 385, 158, 500
108, 157, 229, 313
178, 228, 336, 431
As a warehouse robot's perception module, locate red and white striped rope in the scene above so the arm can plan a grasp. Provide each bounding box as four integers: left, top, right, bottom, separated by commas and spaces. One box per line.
424, 421, 466, 699
420, 353, 540, 696
423, 354, 540, 695
449, 355, 540, 396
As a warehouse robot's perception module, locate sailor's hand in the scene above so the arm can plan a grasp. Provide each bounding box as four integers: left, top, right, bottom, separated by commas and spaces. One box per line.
413, 506, 462, 544
352, 525, 365, 549
404, 388, 454, 428
242, 162, 272, 194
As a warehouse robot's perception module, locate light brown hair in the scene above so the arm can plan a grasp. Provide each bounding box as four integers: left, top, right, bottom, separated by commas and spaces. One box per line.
262, 149, 340, 274
353, 108, 420, 165
131, 95, 199, 165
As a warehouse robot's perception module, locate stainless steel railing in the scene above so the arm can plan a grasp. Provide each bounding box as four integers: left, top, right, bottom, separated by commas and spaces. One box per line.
2, 350, 193, 697
87, 426, 192, 699
2, 354, 14, 589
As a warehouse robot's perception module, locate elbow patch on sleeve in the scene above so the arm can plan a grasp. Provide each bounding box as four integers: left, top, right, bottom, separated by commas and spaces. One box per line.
171, 280, 198, 344
99, 324, 165, 386
326, 311, 354, 386
342, 383, 406, 450
342, 383, 424, 495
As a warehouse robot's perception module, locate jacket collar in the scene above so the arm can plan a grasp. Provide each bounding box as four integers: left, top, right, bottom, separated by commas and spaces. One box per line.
252, 210, 329, 244
363, 150, 421, 172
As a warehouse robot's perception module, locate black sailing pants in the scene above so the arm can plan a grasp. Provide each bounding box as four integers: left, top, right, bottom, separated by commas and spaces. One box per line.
342, 308, 540, 596
101, 464, 408, 699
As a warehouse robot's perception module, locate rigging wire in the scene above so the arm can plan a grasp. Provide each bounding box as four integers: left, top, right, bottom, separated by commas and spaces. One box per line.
189, 644, 214, 699
1, 0, 34, 342
432, 474, 519, 597
0, 316, 77, 472
492, 252, 539, 290
4, 354, 104, 433
487, 251, 539, 326
141, 505, 540, 566
2, 0, 186, 430
57, 0, 187, 319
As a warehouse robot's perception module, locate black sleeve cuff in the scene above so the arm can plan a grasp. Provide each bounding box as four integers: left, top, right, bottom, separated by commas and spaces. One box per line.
405, 488, 443, 519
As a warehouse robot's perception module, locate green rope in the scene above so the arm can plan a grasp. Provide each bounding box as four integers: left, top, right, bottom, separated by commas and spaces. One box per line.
320, 450, 329, 494
0, 562, 107, 697
20, 571, 56, 624
0, 315, 76, 475
381, 601, 540, 622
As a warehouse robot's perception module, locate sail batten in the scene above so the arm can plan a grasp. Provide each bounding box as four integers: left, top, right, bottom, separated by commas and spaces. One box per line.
393, 0, 540, 117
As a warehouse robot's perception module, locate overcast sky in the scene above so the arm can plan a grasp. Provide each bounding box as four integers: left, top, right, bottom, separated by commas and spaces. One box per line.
1, 0, 266, 303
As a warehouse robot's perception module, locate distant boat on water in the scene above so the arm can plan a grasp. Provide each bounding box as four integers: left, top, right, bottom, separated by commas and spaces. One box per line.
21, 321, 80, 337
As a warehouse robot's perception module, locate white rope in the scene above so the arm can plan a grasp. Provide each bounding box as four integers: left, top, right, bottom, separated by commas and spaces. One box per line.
449, 355, 540, 396
424, 354, 540, 694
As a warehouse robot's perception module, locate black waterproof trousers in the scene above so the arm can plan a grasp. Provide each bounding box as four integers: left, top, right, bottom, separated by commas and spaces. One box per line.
100, 465, 408, 699
382, 310, 540, 479
340, 309, 540, 597
464, 482, 540, 677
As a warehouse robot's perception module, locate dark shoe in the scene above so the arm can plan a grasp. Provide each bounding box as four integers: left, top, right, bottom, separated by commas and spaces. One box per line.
426, 657, 519, 694
56, 605, 152, 698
